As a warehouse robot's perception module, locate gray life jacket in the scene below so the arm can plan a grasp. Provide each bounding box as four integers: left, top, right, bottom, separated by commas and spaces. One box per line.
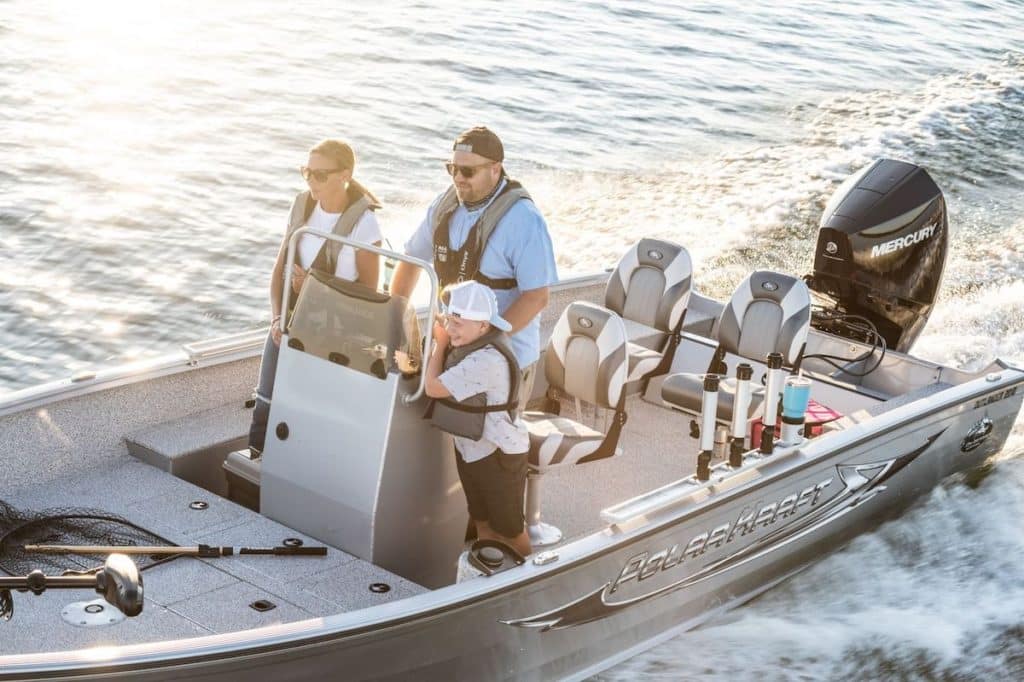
425, 328, 521, 442
430, 178, 531, 291
286, 180, 380, 277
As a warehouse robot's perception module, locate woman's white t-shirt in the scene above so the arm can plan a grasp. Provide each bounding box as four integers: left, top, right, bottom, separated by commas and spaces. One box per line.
297, 202, 382, 282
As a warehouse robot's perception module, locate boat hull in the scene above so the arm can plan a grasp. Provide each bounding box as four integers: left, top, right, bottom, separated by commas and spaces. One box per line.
3, 369, 1020, 681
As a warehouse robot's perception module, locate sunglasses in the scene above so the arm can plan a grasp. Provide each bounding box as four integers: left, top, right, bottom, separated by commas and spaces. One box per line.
444, 161, 494, 179
300, 166, 347, 183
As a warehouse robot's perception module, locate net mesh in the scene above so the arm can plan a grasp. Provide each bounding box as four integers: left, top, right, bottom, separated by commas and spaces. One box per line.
0, 499, 179, 576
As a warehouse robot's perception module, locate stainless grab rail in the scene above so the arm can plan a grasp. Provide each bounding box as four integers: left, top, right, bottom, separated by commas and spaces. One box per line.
283, 228, 438, 404
183, 330, 267, 366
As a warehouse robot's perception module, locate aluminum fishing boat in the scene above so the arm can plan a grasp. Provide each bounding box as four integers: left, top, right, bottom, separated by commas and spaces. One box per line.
1, 159, 1021, 680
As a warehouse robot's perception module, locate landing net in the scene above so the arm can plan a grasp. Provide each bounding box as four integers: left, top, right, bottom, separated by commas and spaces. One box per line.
0, 499, 179, 576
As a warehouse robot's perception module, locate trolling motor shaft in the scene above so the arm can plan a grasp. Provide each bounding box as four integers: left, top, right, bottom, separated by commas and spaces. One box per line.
24, 544, 328, 557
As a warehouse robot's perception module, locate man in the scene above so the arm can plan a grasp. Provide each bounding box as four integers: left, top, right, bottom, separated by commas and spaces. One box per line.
391, 126, 558, 398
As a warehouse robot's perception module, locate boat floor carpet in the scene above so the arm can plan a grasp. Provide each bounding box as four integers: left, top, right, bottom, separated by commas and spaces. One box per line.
1, 455, 425, 656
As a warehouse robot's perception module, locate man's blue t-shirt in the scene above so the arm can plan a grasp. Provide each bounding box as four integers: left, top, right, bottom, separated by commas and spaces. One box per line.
405, 180, 558, 367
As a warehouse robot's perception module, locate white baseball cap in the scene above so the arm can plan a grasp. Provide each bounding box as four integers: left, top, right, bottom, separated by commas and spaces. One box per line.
443, 281, 512, 332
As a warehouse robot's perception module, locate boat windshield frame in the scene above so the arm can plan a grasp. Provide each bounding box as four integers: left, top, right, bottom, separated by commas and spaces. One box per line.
284, 228, 438, 404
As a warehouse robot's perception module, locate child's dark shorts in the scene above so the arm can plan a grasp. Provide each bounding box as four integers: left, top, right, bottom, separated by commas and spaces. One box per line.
455, 448, 528, 538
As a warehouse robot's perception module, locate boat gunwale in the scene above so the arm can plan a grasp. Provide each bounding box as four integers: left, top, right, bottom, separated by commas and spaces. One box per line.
0, 273, 611, 420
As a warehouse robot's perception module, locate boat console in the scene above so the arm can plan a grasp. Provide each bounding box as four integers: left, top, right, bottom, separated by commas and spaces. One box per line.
238, 233, 467, 589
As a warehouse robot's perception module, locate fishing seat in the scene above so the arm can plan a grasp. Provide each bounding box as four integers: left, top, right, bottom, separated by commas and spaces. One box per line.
661, 271, 811, 420
521, 301, 629, 546
605, 238, 692, 386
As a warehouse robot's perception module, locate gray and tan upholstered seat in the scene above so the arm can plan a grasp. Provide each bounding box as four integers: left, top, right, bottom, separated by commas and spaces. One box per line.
661, 271, 811, 421
520, 301, 629, 544
605, 238, 692, 384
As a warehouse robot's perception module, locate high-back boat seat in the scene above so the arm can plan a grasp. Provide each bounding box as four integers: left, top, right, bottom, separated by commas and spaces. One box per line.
661, 271, 811, 421
605, 238, 692, 386
520, 301, 630, 545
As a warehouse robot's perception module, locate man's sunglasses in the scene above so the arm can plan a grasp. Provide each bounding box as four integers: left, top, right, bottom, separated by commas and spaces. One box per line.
445, 161, 494, 179
300, 166, 346, 183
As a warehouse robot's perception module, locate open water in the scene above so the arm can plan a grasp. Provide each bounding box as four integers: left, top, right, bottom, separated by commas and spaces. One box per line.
2, 1, 1023, 678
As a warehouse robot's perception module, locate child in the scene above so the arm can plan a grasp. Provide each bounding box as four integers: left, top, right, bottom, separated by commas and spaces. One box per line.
425, 281, 531, 557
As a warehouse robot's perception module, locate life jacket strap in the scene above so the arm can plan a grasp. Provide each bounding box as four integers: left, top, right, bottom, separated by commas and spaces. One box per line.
430, 180, 532, 290
436, 397, 519, 414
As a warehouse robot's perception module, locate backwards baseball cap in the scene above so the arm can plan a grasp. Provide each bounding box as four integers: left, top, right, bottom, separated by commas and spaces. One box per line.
442, 281, 512, 332
452, 126, 504, 162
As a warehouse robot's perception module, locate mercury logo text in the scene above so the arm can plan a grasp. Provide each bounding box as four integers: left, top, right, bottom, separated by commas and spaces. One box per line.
870, 224, 937, 258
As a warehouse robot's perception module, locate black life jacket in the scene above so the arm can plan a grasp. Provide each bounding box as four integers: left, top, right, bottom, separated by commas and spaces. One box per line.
425, 329, 521, 441
430, 179, 531, 291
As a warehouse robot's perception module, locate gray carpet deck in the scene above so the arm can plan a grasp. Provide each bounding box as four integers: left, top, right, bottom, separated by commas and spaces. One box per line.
2, 456, 425, 656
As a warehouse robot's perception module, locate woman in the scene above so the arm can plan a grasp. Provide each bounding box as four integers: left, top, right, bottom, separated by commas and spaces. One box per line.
248, 139, 383, 455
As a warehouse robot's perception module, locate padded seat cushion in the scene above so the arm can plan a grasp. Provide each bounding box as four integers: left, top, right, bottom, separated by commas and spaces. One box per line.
626, 342, 663, 383
605, 238, 692, 337
521, 412, 605, 472
661, 373, 765, 421
622, 319, 668, 352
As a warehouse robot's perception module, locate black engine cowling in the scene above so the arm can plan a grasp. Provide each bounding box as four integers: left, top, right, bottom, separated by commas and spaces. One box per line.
806, 159, 948, 353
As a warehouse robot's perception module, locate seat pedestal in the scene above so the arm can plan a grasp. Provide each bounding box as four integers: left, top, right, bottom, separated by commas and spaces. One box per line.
525, 474, 563, 547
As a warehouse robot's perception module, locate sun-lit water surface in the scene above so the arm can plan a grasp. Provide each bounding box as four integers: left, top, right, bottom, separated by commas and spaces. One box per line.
2, 1, 1024, 678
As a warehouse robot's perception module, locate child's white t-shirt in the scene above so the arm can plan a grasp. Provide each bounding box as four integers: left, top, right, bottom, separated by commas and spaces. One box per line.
439, 347, 529, 462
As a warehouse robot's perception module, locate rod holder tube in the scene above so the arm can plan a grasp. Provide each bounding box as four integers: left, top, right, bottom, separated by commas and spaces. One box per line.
713, 426, 730, 460
759, 353, 784, 454
780, 419, 803, 445
699, 374, 720, 452
697, 374, 720, 481
730, 363, 753, 467
729, 436, 746, 468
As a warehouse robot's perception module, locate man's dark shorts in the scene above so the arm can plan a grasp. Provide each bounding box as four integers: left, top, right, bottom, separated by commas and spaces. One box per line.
455, 449, 528, 538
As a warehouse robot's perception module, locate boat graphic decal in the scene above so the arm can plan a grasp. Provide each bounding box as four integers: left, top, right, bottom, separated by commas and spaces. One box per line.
960, 418, 993, 452
503, 430, 945, 631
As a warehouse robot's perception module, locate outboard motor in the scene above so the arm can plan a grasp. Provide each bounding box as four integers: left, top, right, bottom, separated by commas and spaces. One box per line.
806, 159, 948, 353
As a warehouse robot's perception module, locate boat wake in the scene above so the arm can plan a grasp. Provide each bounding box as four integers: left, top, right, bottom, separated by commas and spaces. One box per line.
536, 54, 1024, 299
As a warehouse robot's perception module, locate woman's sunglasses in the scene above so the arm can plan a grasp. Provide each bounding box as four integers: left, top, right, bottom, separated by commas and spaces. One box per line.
300, 166, 346, 183
444, 161, 494, 179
